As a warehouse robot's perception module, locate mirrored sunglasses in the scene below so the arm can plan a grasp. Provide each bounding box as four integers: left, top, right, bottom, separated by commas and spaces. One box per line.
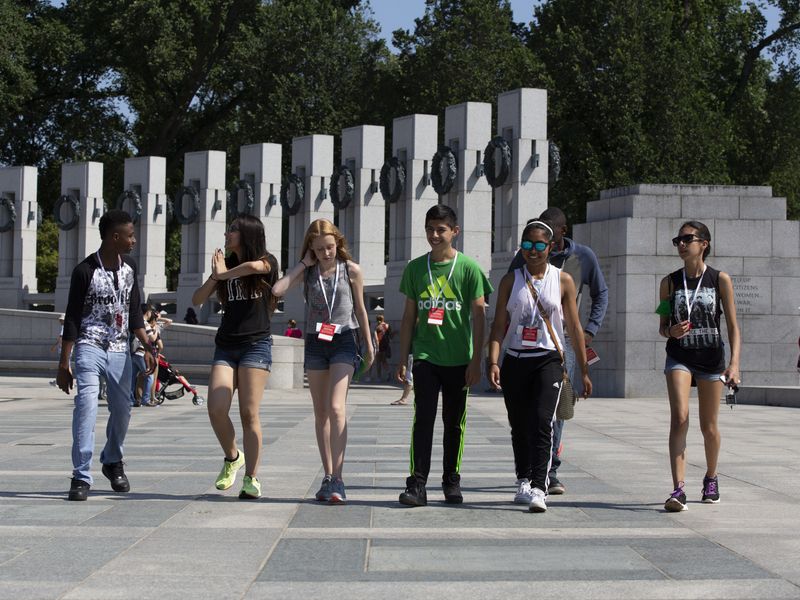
671, 234, 701, 247
520, 240, 549, 252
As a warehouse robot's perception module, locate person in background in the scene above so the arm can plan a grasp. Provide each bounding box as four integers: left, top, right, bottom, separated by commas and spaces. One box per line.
284, 319, 303, 339
658, 220, 740, 512
508, 206, 607, 497
272, 219, 374, 504
184, 307, 199, 324
373, 314, 392, 382
56, 209, 155, 501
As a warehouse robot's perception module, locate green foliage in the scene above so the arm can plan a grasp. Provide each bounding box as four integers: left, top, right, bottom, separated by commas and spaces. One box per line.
36, 217, 58, 292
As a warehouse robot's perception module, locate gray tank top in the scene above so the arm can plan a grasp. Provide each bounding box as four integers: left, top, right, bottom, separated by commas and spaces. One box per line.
304, 260, 359, 332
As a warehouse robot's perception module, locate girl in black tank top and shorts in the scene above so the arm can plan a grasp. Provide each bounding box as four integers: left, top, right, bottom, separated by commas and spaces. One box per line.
658, 221, 741, 512
272, 219, 374, 504
192, 215, 279, 500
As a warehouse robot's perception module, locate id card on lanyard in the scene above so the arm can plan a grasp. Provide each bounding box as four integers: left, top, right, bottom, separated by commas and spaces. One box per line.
96, 251, 124, 342
317, 261, 341, 342
426, 252, 458, 326
519, 268, 546, 347
681, 266, 706, 330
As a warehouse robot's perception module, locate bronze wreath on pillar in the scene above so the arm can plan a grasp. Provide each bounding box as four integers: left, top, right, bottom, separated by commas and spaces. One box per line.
227, 180, 255, 220
379, 157, 406, 203
330, 165, 355, 210
0, 196, 16, 233
280, 173, 304, 216
431, 145, 457, 195
116, 190, 143, 224
53, 194, 80, 230
172, 186, 200, 225
483, 136, 512, 188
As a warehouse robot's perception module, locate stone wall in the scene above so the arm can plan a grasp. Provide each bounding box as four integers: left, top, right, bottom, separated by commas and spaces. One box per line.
573, 184, 800, 397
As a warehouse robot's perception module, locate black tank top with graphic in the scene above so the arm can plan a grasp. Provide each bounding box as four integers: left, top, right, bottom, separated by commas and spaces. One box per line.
665, 266, 725, 373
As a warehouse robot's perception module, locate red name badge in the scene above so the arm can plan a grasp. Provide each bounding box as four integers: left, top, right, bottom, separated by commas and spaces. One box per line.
318, 323, 337, 342
428, 308, 445, 326
521, 327, 538, 346
586, 346, 600, 365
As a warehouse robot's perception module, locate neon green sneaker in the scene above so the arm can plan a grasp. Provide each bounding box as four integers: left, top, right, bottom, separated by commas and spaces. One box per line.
239, 475, 261, 499
215, 452, 245, 490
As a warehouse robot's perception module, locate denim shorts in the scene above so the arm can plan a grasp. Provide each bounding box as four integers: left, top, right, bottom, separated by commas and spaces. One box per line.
305, 330, 360, 371
213, 336, 273, 371
664, 355, 721, 381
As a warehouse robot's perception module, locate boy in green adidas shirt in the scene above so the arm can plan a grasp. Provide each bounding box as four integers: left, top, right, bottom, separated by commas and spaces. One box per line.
395, 204, 493, 506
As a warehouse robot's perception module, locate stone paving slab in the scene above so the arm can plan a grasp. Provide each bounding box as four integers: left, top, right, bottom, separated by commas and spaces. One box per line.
0, 376, 798, 599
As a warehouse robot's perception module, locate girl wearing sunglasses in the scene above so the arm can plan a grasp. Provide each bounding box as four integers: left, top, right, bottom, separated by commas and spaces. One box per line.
658, 221, 741, 512
487, 220, 592, 513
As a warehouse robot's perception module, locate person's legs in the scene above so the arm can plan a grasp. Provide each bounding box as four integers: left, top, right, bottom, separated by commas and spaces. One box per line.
697, 377, 723, 477
71, 344, 105, 484
501, 356, 533, 481
528, 356, 563, 493
129, 353, 145, 405
327, 362, 354, 477
407, 360, 440, 483
440, 364, 469, 478
99, 351, 132, 466
207, 364, 238, 459
236, 367, 269, 478
307, 369, 333, 475
666, 368, 692, 489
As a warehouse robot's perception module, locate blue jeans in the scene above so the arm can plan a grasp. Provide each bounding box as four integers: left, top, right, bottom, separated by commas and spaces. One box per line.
129, 353, 151, 405
549, 337, 576, 479
72, 344, 132, 484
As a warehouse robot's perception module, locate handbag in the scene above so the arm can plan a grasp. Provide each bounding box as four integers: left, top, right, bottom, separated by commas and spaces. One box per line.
525, 277, 579, 420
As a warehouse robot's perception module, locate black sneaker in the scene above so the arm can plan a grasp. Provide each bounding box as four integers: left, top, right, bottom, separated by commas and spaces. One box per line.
702, 475, 720, 503
548, 476, 566, 495
102, 461, 130, 492
442, 473, 463, 504
664, 485, 688, 512
68, 478, 90, 501
399, 476, 427, 507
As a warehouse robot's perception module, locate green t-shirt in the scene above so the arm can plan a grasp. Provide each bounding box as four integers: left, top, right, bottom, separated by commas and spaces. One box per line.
399, 251, 493, 366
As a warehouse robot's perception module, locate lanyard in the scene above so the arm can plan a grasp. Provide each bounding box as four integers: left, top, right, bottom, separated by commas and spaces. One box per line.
426, 251, 459, 303
318, 260, 340, 322
523, 266, 547, 326
682, 266, 706, 321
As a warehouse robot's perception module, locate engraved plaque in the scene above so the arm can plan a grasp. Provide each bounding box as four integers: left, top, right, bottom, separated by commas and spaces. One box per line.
731, 276, 771, 315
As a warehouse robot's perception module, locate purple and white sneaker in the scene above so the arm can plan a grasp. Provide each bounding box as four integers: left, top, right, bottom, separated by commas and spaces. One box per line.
702, 476, 720, 503
664, 484, 688, 512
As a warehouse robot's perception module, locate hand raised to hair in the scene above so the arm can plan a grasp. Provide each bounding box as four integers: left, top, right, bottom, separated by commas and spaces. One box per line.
302, 248, 317, 267
212, 249, 227, 278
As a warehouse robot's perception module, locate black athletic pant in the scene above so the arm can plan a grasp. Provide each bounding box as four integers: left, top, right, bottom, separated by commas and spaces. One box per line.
500, 351, 563, 492
409, 360, 468, 484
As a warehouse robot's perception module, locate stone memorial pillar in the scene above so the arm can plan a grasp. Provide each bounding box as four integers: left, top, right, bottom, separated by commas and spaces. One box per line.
284, 135, 334, 332
121, 156, 167, 300
488, 88, 549, 318
176, 150, 227, 323
238, 143, 282, 259
384, 114, 439, 325
441, 102, 492, 272
574, 184, 800, 397
55, 161, 105, 311
0, 166, 38, 308
337, 125, 386, 286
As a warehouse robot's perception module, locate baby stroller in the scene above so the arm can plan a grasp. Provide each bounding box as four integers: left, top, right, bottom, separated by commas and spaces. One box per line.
153, 353, 204, 406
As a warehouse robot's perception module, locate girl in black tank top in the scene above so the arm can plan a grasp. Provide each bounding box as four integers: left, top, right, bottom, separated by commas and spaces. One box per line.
657, 221, 741, 513
192, 215, 279, 500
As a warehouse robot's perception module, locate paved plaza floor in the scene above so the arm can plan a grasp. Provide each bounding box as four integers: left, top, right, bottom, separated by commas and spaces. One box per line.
0, 376, 799, 599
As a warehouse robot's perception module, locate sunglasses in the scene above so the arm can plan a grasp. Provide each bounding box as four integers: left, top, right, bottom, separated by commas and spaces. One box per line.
671, 234, 702, 247
227, 225, 239, 233
520, 240, 549, 252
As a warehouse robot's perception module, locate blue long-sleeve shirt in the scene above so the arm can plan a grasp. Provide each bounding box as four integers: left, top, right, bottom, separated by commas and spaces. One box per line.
508, 237, 608, 338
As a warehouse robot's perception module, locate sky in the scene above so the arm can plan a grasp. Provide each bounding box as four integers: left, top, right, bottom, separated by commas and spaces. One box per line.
368, 0, 782, 52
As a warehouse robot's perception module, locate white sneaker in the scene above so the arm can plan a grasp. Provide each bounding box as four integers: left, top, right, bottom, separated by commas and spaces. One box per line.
514, 478, 533, 504
529, 487, 547, 513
